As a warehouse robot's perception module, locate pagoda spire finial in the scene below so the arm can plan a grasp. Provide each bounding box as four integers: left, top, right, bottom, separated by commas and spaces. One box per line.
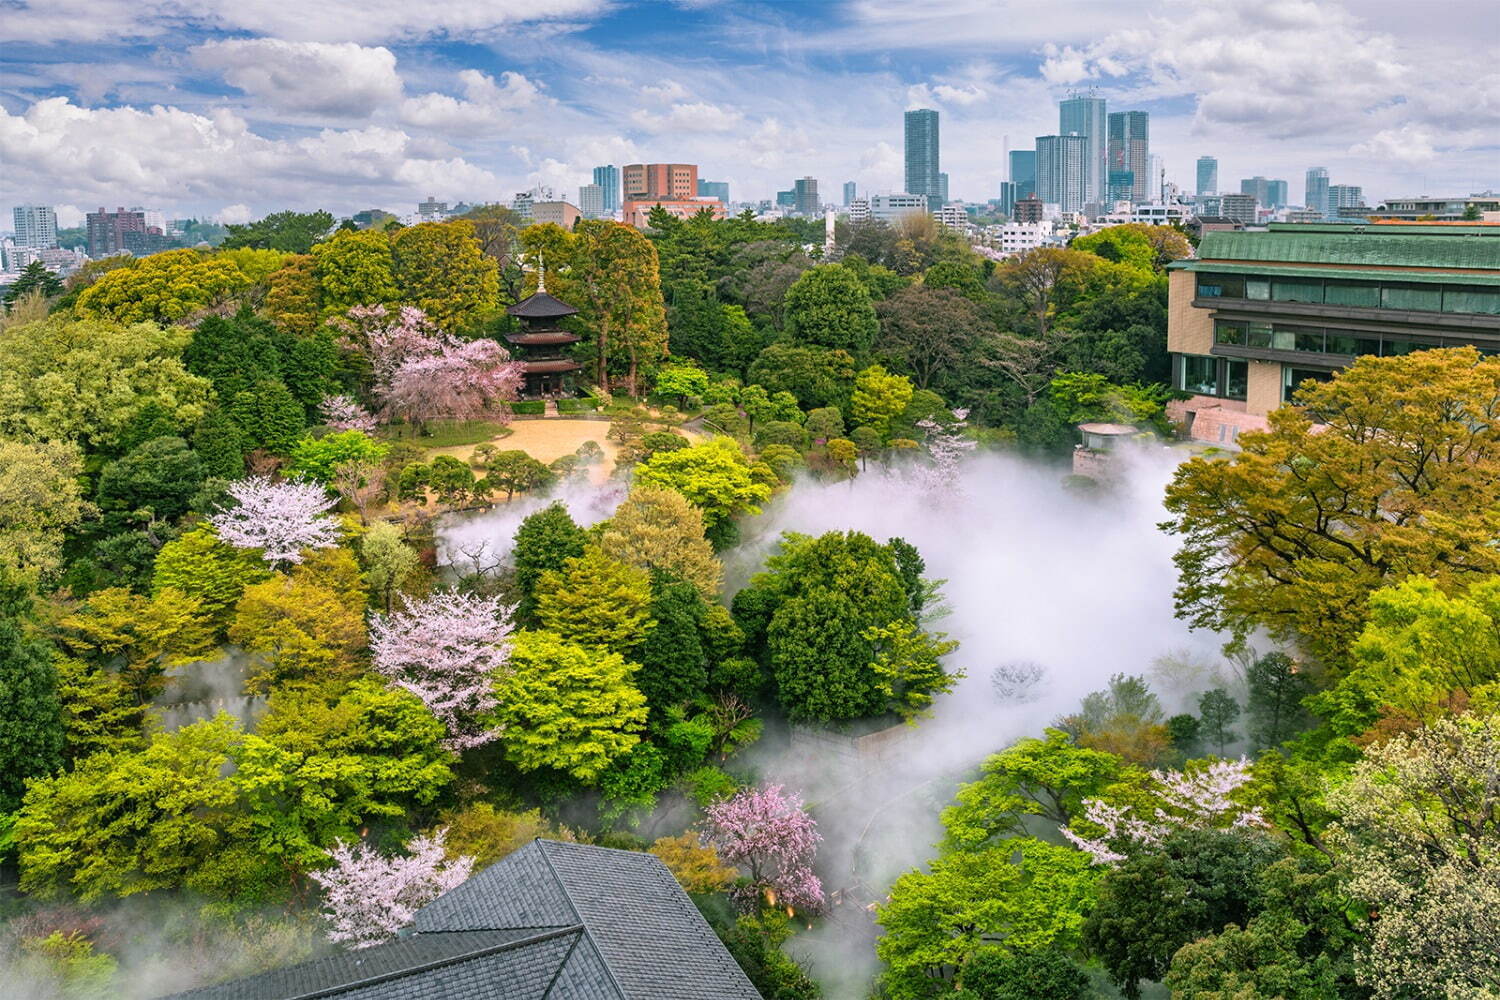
536, 252, 546, 294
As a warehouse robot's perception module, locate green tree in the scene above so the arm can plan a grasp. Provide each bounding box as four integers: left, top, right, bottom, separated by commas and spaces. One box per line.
75, 249, 267, 324
487, 630, 648, 782
850, 364, 915, 441
597, 486, 723, 598
287, 430, 388, 484
0, 581, 64, 814
1246, 651, 1313, 750
221, 209, 334, 253
391, 221, 500, 331
311, 229, 400, 315
961, 949, 1089, 1000
264, 254, 323, 335
1056, 673, 1170, 766
480, 449, 554, 500
865, 620, 961, 721
804, 406, 845, 442
656, 364, 710, 407
359, 521, 420, 613
1197, 688, 1241, 754
876, 839, 1097, 1000
230, 378, 306, 455
942, 728, 1131, 850
633, 438, 772, 539
783, 263, 879, 354
511, 503, 589, 626
748, 343, 857, 410
95, 436, 204, 532
875, 284, 985, 395
0, 440, 92, 582
193, 406, 246, 478
633, 571, 709, 716
535, 547, 654, 655
228, 549, 367, 693
57, 586, 216, 705
151, 527, 271, 635
3, 260, 63, 308
1162, 347, 1500, 666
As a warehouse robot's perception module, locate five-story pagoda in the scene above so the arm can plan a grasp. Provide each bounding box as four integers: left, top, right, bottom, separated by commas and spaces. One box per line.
504, 267, 582, 397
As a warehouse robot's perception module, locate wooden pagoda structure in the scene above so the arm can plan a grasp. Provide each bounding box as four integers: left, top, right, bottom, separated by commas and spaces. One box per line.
504, 270, 582, 397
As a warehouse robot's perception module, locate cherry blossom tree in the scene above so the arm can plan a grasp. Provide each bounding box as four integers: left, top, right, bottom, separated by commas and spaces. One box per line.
705, 783, 824, 912
309, 829, 474, 949
1063, 757, 1265, 865
381, 338, 525, 430
208, 475, 339, 568
319, 395, 378, 433
912, 408, 977, 495
369, 592, 516, 751
337, 305, 444, 385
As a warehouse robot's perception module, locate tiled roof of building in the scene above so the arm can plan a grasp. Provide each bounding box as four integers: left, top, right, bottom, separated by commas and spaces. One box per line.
158, 841, 762, 1000
1187, 225, 1500, 271
507, 291, 579, 319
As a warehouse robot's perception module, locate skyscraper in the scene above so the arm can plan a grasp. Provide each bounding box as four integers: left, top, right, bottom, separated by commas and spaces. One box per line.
1196, 156, 1218, 196
1059, 92, 1107, 205
1035, 134, 1087, 214
938, 172, 949, 204
1267, 179, 1289, 210
1008, 150, 1037, 200
592, 165, 620, 213
1107, 111, 1150, 202
793, 177, 819, 215
1328, 184, 1364, 218
1305, 167, 1330, 218
697, 179, 730, 203
1240, 176, 1290, 210
578, 184, 604, 218
904, 109, 941, 202
843, 181, 857, 206
12, 205, 58, 249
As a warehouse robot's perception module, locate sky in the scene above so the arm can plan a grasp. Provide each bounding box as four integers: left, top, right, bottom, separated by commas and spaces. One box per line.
1, 0, 1497, 227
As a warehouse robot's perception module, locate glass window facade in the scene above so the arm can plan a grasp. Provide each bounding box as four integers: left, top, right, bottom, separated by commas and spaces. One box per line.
1283, 367, 1335, 402
1177, 355, 1246, 401
1211, 319, 1453, 358
1197, 273, 1500, 315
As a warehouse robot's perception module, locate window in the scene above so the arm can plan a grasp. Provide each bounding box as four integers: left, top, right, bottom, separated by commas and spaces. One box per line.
1382, 285, 1442, 311
1180, 355, 1218, 395
1271, 279, 1323, 303
1198, 274, 1247, 299
1382, 339, 1433, 357
1325, 331, 1381, 357
1215, 321, 1247, 346
1272, 327, 1296, 350
1283, 366, 1334, 402
1324, 281, 1380, 308
1443, 286, 1500, 315
1224, 360, 1248, 400
1293, 327, 1326, 353
1246, 279, 1270, 301
1247, 323, 1273, 348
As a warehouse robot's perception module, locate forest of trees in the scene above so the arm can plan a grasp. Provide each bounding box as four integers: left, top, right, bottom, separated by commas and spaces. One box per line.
1, 205, 1495, 1000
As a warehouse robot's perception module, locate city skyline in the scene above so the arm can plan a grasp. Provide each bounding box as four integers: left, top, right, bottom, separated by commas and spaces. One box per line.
1, 0, 1497, 224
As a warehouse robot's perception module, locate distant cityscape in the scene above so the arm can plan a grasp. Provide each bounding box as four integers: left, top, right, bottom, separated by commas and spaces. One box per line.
5, 86, 1498, 287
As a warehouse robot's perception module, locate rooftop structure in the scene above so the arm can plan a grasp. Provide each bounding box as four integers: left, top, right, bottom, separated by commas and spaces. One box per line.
162, 840, 760, 1000
1373, 193, 1500, 221
505, 270, 582, 397
1165, 222, 1500, 437
621, 199, 726, 228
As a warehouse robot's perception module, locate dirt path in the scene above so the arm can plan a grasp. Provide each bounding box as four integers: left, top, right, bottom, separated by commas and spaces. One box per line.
429, 418, 617, 483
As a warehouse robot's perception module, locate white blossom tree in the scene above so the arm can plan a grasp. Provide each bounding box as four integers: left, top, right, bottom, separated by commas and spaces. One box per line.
369, 591, 516, 750
208, 476, 340, 568
319, 395, 378, 433
912, 408, 977, 495
309, 829, 474, 949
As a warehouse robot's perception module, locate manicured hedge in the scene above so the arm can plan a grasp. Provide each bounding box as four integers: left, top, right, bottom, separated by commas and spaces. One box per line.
512, 400, 546, 415
557, 398, 601, 414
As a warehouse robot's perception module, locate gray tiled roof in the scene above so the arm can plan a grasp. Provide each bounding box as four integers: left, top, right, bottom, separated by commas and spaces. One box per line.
157, 840, 763, 1000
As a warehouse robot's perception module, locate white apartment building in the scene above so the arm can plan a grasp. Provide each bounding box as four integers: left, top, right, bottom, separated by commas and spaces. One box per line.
993, 220, 1055, 255
934, 204, 969, 231
1130, 203, 1192, 225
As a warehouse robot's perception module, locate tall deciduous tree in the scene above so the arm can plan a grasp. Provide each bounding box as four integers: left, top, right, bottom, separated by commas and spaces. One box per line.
312, 229, 400, 316
390, 221, 500, 332
534, 547, 654, 656
222, 210, 335, 253
1163, 347, 1500, 666
0, 440, 92, 582
0, 580, 64, 814
597, 486, 723, 598
850, 364, 915, 441
783, 263, 879, 355
875, 284, 985, 392
633, 438, 772, 538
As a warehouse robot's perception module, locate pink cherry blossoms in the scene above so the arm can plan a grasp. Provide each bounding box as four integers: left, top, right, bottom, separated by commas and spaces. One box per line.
368, 592, 516, 751
705, 783, 824, 913
208, 475, 340, 567
1062, 757, 1267, 865
913, 408, 977, 494
319, 395, 378, 433
309, 829, 474, 949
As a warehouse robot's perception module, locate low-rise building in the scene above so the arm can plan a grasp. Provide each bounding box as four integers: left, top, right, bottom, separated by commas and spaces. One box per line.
994, 220, 1054, 255
531, 201, 582, 229
1166, 223, 1500, 440
934, 203, 969, 231
1130, 202, 1192, 226
1373, 193, 1500, 221
621, 198, 727, 227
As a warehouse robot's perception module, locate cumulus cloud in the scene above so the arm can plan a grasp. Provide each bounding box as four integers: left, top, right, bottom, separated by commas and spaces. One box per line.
640, 79, 691, 102
217, 203, 254, 224
0, 97, 500, 213
192, 40, 403, 117
629, 101, 744, 133
1350, 124, 1438, 164
401, 70, 545, 132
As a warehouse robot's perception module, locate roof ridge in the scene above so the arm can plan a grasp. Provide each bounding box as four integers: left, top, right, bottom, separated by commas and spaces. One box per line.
535, 839, 633, 1000
279, 926, 585, 1000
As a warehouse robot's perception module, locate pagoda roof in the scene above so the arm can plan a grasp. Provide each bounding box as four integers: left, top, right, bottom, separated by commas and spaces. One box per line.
504, 330, 582, 347
507, 290, 579, 319
522, 359, 584, 374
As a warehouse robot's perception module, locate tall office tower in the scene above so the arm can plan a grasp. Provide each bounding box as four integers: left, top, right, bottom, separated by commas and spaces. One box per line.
592, 165, 620, 213
1240, 176, 1270, 205
843, 181, 857, 206
998, 181, 1016, 217
904, 108, 941, 202
1267, 179, 1289, 210
1008, 150, 1037, 200
578, 183, 604, 218
1107, 111, 1150, 202
1305, 166, 1330, 218
12, 205, 58, 248
623, 163, 699, 201
1035, 134, 1087, 214
1196, 156, 1218, 196
1328, 184, 1364, 219
1059, 91, 1108, 204
793, 177, 819, 215
938, 172, 949, 203
697, 179, 730, 203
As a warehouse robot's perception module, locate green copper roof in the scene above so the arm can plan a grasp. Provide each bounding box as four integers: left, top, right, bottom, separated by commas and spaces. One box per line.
1180, 263, 1500, 286
1193, 228, 1500, 271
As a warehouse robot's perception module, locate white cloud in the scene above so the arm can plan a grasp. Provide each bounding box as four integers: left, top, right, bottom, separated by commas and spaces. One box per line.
0, 97, 501, 214
640, 80, 690, 102
629, 101, 744, 133
1350, 125, 1438, 165
401, 70, 545, 132
192, 40, 403, 117
932, 83, 986, 106
217, 203, 254, 224
54, 204, 85, 228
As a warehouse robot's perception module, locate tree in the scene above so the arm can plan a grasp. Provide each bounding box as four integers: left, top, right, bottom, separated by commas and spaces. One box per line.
1082, 828, 1286, 1000
222, 210, 335, 253
485, 630, 648, 782
312, 229, 399, 315
0, 581, 63, 814
534, 547, 654, 655
633, 571, 709, 714
309, 830, 473, 949
480, 449, 554, 500
511, 503, 589, 626
229, 550, 367, 692
75, 248, 267, 324
151, 526, 271, 634
263, 254, 323, 335
650, 833, 737, 893
783, 264, 879, 354
1056, 673, 1169, 766
942, 729, 1130, 851
1326, 713, 1500, 999
656, 363, 710, 407
390, 221, 500, 331
3, 260, 62, 307
597, 486, 723, 598
865, 621, 961, 721
876, 284, 985, 392
1246, 651, 1313, 750
961, 949, 1089, 1000
1197, 688, 1241, 754
705, 783, 824, 912
1163, 347, 1500, 666
748, 344, 856, 410
850, 364, 915, 440
193, 406, 246, 478
95, 436, 204, 532
287, 431, 388, 484
994, 248, 1096, 339
229, 378, 305, 455
57, 586, 216, 705
633, 438, 772, 537
876, 839, 1097, 1000
370, 592, 515, 751
0, 440, 92, 581
0, 315, 211, 450
359, 521, 419, 613
1071, 224, 1190, 273
209, 476, 341, 567
319, 395, 378, 433
804, 406, 845, 442
381, 337, 524, 431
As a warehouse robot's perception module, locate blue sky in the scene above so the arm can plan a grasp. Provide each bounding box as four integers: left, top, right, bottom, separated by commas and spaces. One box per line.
2, 0, 1497, 225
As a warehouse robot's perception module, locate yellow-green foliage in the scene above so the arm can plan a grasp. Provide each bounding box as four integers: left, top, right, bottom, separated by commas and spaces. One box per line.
75, 248, 277, 324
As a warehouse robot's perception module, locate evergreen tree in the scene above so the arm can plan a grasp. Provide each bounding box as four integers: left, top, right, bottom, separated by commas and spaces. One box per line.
1197, 688, 1241, 755
193, 406, 246, 478
1246, 652, 1311, 750
2, 260, 63, 307
511, 503, 589, 626
231, 379, 305, 455
634, 571, 709, 718
0, 579, 64, 813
